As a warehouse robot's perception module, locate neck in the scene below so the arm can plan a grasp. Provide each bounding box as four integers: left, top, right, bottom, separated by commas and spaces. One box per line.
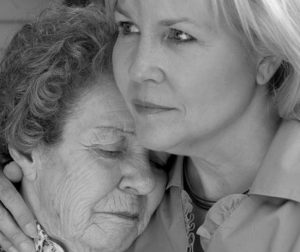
184, 91, 280, 201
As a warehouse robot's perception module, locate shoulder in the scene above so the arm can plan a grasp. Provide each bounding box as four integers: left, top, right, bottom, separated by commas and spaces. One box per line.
199, 194, 300, 252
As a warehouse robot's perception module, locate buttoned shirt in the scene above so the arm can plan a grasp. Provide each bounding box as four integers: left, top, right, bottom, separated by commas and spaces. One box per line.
125, 155, 195, 252
127, 120, 300, 252
198, 120, 300, 252
13, 121, 300, 252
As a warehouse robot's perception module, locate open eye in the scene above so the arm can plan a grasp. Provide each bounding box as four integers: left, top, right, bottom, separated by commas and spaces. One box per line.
117, 21, 139, 36
166, 28, 196, 43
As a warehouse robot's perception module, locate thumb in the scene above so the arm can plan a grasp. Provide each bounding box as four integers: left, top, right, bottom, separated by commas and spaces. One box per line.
3, 161, 24, 183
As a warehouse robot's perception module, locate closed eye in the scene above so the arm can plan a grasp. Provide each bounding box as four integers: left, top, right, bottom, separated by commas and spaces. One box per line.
93, 149, 124, 159
85, 143, 126, 160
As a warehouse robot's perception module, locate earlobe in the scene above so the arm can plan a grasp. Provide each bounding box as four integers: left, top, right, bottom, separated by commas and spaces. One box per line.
256, 56, 282, 85
8, 147, 37, 181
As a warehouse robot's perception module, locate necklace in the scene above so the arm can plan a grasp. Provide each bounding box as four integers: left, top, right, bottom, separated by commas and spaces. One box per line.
183, 157, 250, 211
183, 159, 216, 211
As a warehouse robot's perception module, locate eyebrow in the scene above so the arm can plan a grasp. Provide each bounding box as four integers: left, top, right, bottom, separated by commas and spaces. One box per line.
115, 6, 191, 26
159, 18, 191, 26
114, 4, 131, 18
115, 3, 214, 32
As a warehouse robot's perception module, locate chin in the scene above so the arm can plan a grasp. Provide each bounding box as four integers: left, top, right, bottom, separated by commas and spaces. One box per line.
80, 220, 140, 252
136, 128, 182, 154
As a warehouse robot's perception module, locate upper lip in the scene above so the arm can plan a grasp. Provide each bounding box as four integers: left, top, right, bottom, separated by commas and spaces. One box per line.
132, 99, 174, 110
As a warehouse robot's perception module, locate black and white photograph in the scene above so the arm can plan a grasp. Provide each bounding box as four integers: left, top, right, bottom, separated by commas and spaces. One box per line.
0, 1, 300, 251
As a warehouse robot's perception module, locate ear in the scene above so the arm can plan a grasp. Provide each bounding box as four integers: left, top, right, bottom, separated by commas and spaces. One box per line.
256, 56, 282, 85
8, 147, 38, 181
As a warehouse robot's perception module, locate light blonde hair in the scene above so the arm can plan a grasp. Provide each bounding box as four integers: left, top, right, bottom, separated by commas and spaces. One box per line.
104, 0, 300, 120
211, 0, 300, 120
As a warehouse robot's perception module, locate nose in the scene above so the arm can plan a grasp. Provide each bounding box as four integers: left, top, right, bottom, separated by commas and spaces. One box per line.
129, 36, 165, 85
118, 157, 156, 195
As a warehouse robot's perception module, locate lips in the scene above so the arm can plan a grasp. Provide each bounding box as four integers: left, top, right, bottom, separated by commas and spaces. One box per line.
132, 99, 175, 114
98, 211, 139, 221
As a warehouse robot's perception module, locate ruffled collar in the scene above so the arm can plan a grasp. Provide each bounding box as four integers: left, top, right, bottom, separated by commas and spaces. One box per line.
34, 222, 65, 252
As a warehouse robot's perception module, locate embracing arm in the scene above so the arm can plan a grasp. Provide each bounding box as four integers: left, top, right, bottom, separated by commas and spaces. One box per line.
0, 162, 36, 252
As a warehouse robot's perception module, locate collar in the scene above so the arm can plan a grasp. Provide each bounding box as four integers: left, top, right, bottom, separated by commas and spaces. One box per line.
250, 120, 300, 203
34, 222, 65, 252
166, 155, 185, 190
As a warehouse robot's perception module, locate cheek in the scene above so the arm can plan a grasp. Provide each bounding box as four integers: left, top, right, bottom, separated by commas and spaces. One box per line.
176, 49, 257, 110
143, 170, 166, 222
42, 159, 120, 239
112, 42, 124, 80
62, 170, 119, 235
113, 41, 131, 91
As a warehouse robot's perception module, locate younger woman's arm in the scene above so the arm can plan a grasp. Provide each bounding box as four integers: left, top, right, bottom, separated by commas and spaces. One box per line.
0, 163, 36, 252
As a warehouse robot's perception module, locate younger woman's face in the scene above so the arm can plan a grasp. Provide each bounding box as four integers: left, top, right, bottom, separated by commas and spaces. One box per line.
112, 0, 261, 154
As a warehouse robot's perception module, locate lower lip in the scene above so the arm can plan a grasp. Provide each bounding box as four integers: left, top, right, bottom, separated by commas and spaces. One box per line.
134, 104, 175, 115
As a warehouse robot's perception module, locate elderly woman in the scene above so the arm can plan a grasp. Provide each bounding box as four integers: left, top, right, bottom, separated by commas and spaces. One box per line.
0, 4, 166, 252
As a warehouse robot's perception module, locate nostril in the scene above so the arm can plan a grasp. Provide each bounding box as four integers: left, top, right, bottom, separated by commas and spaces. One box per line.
123, 186, 140, 195
128, 52, 165, 85
130, 66, 165, 85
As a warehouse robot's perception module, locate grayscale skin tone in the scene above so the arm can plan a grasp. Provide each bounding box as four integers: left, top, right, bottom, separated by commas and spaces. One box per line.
0, 74, 166, 252
0, 167, 37, 252
15, 75, 166, 252
112, 0, 280, 202
0, 0, 292, 251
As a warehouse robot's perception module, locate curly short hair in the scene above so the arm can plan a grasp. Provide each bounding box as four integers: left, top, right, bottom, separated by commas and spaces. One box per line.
0, 4, 116, 164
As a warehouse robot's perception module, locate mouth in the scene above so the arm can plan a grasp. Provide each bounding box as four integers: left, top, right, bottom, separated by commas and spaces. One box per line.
132, 99, 175, 115
98, 211, 140, 221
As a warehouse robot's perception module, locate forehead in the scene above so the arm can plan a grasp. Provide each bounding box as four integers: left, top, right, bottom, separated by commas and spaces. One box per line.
65, 75, 134, 139
116, 0, 216, 29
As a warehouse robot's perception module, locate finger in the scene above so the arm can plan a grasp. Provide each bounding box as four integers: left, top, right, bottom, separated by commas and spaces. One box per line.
0, 205, 35, 252
3, 162, 23, 183
0, 231, 17, 252
0, 170, 37, 238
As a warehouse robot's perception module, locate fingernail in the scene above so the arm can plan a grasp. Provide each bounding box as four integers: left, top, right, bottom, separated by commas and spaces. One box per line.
8, 247, 18, 252
20, 241, 34, 252
25, 223, 38, 238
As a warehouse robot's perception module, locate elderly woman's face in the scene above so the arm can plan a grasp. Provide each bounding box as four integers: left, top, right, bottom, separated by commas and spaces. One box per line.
35, 75, 166, 252
112, 0, 260, 154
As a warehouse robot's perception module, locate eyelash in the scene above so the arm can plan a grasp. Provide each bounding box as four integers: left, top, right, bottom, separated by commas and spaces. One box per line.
116, 21, 195, 44
87, 144, 126, 160
166, 29, 196, 43
117, 21, 139, 36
